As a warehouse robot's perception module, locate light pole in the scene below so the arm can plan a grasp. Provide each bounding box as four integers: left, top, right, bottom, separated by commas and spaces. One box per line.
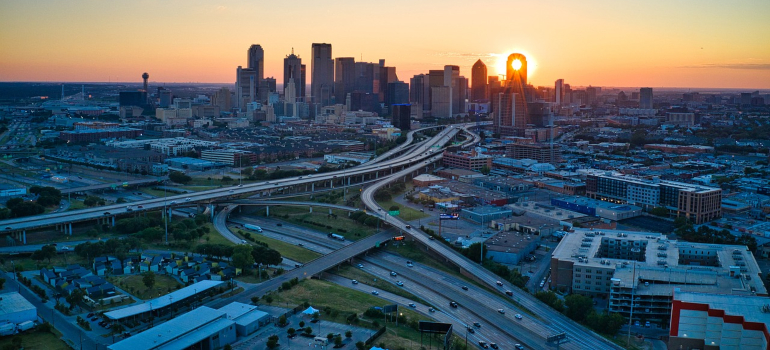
163, 180, 168, 245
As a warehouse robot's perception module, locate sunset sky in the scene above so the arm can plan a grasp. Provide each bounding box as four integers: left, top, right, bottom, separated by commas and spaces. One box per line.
1, 0, 769, 89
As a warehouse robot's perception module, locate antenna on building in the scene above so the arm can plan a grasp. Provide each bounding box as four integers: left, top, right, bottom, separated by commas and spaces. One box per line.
61, 84, 64, 101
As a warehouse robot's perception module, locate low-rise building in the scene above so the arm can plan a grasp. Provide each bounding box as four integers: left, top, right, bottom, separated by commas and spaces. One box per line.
551, 197, 642, 221
442, 150, 492, 171
460, 205, 513, 224
0, 293, 37, 325
484, 231, 540, 265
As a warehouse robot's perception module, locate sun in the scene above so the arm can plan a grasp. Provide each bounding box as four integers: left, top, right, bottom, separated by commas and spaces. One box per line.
511, 59, 522, 71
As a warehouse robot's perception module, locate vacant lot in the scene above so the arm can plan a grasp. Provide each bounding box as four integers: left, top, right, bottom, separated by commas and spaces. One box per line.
109, 274, 182, 300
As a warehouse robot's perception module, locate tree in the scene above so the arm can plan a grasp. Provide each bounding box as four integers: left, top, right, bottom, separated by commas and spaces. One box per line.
356, 341, 365, 350
0, 278, 4, 290
251, 296, 260, 304
168, 170, 192, 184
287, 328, 296, 336
66, 289, 84, 310
564, 294, 594, 322
479, 165, 491, 175
345, 330, 352, 338
232, 244, 255, 270
649, 207, 668, 217
265, 295, 273, 304
223, 345, 232, 350
389, 205, 400, 212
278, 315, 287, 327
534, 291, 564, 312
142, 271, 156, 290
334, 335, 343, 346
304, 327, 313, 335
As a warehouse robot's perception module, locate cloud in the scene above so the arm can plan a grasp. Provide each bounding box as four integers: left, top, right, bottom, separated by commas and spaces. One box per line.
680, 63, 770, 70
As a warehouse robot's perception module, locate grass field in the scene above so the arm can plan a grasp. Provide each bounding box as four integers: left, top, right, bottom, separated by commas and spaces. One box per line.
108, 274, 183, 300
376, 200, 428, 221
0, 330, 70, 350
267, 279, 432, 347
67, 199, 87, 211
139, 188, 173, 198
2, 251, 89, 272
230, 226, 321, 263
331, 265, 431, 306
259, 206, 376, 241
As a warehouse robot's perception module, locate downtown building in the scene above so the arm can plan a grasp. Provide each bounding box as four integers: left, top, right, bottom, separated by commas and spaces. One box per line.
504, 142, 562, 164
584, 171, 722, 224
550, 229, 766, 328
442, 150, 492, 171
311, 43, 334, 107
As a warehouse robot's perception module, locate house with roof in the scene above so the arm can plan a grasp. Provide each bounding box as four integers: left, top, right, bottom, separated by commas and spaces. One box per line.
40, 268, 57, 285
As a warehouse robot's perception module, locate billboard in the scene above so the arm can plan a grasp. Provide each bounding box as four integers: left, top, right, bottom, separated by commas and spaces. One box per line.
383, 304, 398, 313
439, 213, 459, 220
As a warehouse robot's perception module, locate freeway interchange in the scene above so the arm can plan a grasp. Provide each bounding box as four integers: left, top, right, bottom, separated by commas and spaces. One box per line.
1, 122, 620, 349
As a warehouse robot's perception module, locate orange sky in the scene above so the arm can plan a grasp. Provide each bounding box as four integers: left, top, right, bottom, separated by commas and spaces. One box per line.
1, 0, 769, 89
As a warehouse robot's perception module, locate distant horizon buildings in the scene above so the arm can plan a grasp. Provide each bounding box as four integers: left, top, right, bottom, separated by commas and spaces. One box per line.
640, 87, 654, 109
311, 43, 333, 107
283, 49, 306, 102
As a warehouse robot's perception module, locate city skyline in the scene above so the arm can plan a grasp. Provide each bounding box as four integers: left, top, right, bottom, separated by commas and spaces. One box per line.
1, 0, 769, 89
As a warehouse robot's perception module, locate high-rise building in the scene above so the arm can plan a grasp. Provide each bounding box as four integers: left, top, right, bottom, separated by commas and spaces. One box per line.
493, 53, 530, 135
311, 43, 333, 107
386, 81, 409, 110
471, 59, 488, 102
640, 87, 653, 109
554, 79, 564, 105
354, 62, 377, 94
258, 78, 276, 104
283, 49, 306, 102
212, 87, 232, 111
391, 104, 411, 130
379, 66, 398, 103
585, 86, 597, 106
235, 66, 257, 111
334, 57, 356, 104
247, 45, 265, 83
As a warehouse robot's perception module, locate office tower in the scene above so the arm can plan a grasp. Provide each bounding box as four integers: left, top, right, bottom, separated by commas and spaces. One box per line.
334, 57, 356, 104
283, 49, 306, 101
640, 87, 653, 109
158, 87, 172, 108
379, 66, 398, 103
471, 59, 488, 102
354, 62, 376, 94
391, 104, 411, 130
554, 79, 564, 105
247, 45, 265, 83
410, 74, 427, 105
236, 66, 257, 110
431, 86, 451, 118
284, 77, 297, 117
258, 77, 276, 103
311, 43, 333, 106
212, 87, 232, 111
386, 81, 409, 109
492, 53, 530, 135
585, 86, 597, 106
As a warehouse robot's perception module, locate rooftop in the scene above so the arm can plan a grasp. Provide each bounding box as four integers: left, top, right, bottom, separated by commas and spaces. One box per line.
0, 292, 36, 316
108, 306, 231, 350
105, 280, 222, 320
673, 291, 770, 328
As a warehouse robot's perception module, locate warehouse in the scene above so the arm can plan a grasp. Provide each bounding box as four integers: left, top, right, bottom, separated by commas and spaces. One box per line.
0, 292, 37, 325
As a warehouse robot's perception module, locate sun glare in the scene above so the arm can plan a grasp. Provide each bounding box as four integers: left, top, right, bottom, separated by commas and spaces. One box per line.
511, 59, 522, 71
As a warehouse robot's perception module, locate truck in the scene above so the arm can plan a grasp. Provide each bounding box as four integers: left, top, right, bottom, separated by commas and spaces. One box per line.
328, 233, 345, 241
0, 323, 16, 336
16, 321, 34, 332
244, 224, 263, 232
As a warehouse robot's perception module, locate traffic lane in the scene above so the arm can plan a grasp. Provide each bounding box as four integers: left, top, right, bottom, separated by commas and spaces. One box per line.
238, 216, 350, 246
358, 259, 520, 349
230, 217, 343, 250
363, 256, 551, 350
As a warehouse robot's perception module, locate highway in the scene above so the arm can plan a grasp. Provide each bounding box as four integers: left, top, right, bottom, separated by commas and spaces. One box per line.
359, 149, 622, 349
0, 125, 461, 232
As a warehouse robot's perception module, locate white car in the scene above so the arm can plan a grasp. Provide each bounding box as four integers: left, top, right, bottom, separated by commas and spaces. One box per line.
498, 309, 505, 314
185, 197, 191, 201
352, 280, 358, 285
371, 291, 379, 295
396, 281, 404, 287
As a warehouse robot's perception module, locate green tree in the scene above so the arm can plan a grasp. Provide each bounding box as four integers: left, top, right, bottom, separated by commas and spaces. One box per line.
479, 165, 491, 175
168, 170, 192, 184
66, 289, 84, 310
287, 328, 296, 336
564, 294, 594, 322
345, 330, 352, 338
334, 335, 343, 346
649, 207, 668, 217
142, 271, 156, 290
304, 327, 313, 335
534, 291, 564, 312
0, 278, 5, 290
356, 341, 365, 350
232, 244, 255, 270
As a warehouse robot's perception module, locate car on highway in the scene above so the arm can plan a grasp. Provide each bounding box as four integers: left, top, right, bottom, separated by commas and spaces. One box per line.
103, 212, 110, 215
478, 341, 488, 348
461, 285, 468, 291
238, 184, 243, 187
514, 344, 524, 350
496, 280, 503, 286
390, 271, 397, 277
5, 227, 11, 230
371, 291, 379, 295
473, 322, 481, 328
428, 307, 435, 313
514, 314, 523, 320
357, 264, 364, 268
137, 205, 143, 209
466, 327, 475, 334
241, 240, 247, 244
406, 261, 413, 267
497, 309, 505, 314
170, 201, 176, 205
405, 225, 411, 229
505, 290, 513, 296
408, 303, 416, 308
449, 301, 458, 308
229, 189, 234, 193
352, 280, 358, 285
276, 223, 283, 227
396, 281, 404, 287
490, 343, 498, 349
185, 198, 191, 201
297, 243, 304, 247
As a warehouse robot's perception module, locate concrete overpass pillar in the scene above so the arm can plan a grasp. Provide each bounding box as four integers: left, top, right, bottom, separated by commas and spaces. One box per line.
112, 216, 115, 227
68, 223, 73, 235
309, 207, 313, 213
312, 183, 315, 192
167, 208, 172, 222
210, 204, 215, 222
266, 206, 269, 217
22, 231, 26, 245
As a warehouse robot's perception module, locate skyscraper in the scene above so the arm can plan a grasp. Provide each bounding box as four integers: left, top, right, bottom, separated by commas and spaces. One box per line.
493, 53, 530, 135
386, 81, 409, 109
283, 49, 306, 102
640, 87, 653, 109
311, 43, 333, 107
391, 104, 411, 131
334, 57, 356, 104
471, 59, 488, 102
247, 45, 265, 83
554, 79, 564, 105
236, 66, 257, 110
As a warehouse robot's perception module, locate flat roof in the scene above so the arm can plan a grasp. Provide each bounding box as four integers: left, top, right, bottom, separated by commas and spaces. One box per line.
105, 280, 222, 320
108, 306, 232, 350
0, 292, 36, 316
674, 291, 770, 326
218, 302, 270, 326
